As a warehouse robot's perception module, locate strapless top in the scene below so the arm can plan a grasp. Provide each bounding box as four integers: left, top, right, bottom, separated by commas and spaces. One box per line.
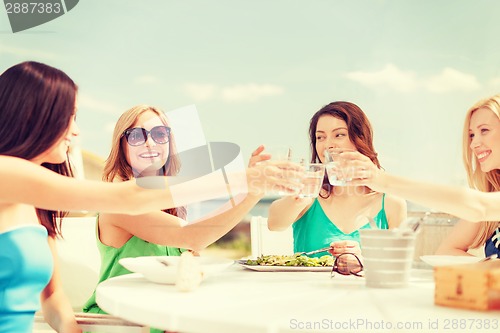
0, 225, 53, 333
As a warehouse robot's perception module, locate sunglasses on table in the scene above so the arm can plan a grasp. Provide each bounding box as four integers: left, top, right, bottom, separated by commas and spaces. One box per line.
330, 253, 364, 278
122, 126, 171, 146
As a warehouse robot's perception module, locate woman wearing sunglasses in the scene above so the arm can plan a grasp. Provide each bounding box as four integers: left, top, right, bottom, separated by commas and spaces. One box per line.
82, 105, 291, 330
344, 94, 500, 259
0, 61, 301, 333
268, 101, 407, 260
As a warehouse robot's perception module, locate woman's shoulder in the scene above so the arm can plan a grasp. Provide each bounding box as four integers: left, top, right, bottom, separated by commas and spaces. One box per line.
381, 193, 407, 228
383, 193, 407, 210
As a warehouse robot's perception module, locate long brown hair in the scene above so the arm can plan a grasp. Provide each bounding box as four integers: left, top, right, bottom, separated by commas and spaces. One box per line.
308, 101, 381, 198
462, 94, 500, 248
103, 105, 186, 219
0, 61, 77, 237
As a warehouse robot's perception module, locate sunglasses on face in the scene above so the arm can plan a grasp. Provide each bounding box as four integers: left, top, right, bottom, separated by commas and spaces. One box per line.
122, 126, 171, 146
330, 253, 364, 278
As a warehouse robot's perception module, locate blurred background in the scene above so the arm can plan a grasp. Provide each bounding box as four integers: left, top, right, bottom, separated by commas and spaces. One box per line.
2, 0, 497, 258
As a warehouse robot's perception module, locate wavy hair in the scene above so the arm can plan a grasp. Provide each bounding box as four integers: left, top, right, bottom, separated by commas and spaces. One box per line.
308, 101, 381, 198
103, 105, 186, 219
462, 94, 500, 248
0, 61, 77, 237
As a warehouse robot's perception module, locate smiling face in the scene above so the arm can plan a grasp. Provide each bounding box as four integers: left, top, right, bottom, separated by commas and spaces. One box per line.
468, 107, 500, 172
315, 115, 357, 163
123, 110, 170, 176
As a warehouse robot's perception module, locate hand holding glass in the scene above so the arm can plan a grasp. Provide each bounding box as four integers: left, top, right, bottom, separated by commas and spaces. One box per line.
297, 162, 325, 198
324, 148, 355, 186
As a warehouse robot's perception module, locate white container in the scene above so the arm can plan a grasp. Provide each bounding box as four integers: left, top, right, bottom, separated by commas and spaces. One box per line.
359, 229, 416, 288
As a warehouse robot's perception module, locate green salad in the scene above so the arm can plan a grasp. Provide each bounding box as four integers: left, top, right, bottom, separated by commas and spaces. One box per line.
244, 254, 334, 267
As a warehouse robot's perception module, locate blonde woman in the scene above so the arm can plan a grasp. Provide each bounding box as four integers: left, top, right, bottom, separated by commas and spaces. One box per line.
82, 105, 293, 329
345, 94, 500, 258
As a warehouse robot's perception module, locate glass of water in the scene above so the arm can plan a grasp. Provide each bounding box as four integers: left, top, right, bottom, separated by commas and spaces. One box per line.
298, 162, 325, 198
324, 148, 355, 186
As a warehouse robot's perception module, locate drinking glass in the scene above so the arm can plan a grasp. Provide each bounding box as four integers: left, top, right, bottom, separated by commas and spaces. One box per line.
298, 162, 325, 198
263, 146, 293, 196
324, 148, 355, 186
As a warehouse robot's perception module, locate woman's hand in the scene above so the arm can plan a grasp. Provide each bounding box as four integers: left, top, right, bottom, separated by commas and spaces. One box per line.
340, 151, 384, 191
328, 240, 362, 257
248, 145, 271, 167
246, 160, 303, 197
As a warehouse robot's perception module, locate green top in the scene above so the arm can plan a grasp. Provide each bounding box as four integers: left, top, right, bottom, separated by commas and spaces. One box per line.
82, 217, 185, 333
292, 194, 388, 257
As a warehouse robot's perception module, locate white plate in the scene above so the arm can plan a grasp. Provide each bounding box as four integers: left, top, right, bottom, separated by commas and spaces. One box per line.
119, 256, 234, 284
237, 260, 332, 272
420, 255, 482, 267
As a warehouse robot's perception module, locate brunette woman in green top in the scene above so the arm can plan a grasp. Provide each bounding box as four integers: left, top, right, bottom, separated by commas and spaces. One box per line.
268, 101, 407, 258
83, 105, 302, 330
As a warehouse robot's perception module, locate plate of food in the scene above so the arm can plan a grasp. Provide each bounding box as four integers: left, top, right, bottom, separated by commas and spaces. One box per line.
238, 254, 334, 272
420, 255, 482, 267
119, 255, 234, 284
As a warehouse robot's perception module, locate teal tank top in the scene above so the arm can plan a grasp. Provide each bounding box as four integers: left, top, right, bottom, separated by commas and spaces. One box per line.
0, 225, 53, 333
292, 194, 388, 257
83, 218, 186, 333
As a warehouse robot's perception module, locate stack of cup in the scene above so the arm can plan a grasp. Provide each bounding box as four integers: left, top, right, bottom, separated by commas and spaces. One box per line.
359, 229, 417, 288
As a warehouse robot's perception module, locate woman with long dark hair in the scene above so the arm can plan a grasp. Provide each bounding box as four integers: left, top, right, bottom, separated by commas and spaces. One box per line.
268, 101, 407, 258
0, 61, 301, 333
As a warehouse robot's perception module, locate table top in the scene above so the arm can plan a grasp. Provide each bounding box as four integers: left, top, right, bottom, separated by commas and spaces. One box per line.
96, 264, 499, 333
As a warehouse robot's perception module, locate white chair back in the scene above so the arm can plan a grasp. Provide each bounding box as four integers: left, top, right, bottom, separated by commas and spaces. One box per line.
57, 216, 101, 309
250, 216, 294, 257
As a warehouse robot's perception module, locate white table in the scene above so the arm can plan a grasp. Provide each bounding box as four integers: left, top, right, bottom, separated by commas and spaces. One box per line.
96, 265, 499, 333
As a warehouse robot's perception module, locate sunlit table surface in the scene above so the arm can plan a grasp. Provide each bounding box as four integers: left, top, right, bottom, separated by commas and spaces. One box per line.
96, 264, 499, 333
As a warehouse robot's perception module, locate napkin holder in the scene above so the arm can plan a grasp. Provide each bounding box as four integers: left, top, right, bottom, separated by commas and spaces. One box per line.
434, 259, 500, 311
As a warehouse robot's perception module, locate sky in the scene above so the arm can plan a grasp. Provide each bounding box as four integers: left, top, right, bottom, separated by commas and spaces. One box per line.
2, 0, 500, 186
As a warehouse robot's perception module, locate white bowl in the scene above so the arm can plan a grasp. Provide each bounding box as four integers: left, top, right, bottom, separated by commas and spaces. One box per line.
119, 256, 234, 284
420, 255, 482, 267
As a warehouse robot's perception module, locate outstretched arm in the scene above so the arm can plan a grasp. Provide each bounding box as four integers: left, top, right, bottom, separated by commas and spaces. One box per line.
343, 151, 500, 223
0, 156, 302, 215
268, 196, 312, 231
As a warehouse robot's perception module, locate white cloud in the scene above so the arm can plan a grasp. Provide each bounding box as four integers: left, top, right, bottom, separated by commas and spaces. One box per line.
425, 67, 480, 93
134, 75, 161, 85
489, 77, 500, 87
0, 44, 56, 60
221, 83, 284, 102
104, 122, 116, 133
345, 64, 417, 92
183, 83, 284, 102
78, 93, 120, 115
183, 83, 217, 101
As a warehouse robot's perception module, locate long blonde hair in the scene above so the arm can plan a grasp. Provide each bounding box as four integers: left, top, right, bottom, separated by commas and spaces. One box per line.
103, 104, 185, 218
462, 94, 500, 248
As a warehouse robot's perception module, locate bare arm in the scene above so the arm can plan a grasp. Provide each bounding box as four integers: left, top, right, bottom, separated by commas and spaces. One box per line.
268, 196, 312, 231
100, 192, 262, 252
435, 220, 481, 256
384, 194, 407, 229
0, 156, 301, 215
344, 152, 500, 223
40, 237, 81, 333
